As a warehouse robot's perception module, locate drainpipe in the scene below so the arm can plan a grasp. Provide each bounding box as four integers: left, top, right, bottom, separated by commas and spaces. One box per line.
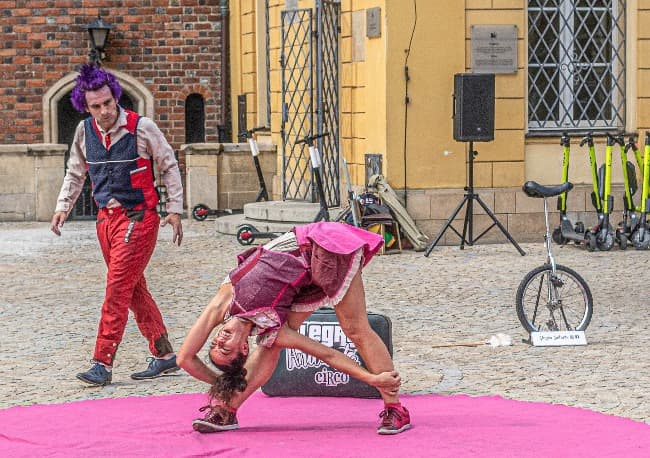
218, 0, 231, 142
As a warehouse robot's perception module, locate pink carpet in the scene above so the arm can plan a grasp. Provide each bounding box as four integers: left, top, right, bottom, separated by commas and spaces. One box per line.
1, 392, 648, 457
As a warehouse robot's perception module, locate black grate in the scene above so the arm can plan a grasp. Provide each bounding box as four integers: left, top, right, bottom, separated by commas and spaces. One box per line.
528, 0, 626, 131
280, 2, 340, 205
316, 0, 341, 207
281, 8, 314, 201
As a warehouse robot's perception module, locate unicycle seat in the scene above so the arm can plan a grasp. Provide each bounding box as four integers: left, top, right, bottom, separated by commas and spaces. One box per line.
522, 181, 573, 199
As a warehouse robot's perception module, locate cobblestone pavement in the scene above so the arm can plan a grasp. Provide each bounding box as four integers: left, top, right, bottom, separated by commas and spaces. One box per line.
1, 219, 649, 425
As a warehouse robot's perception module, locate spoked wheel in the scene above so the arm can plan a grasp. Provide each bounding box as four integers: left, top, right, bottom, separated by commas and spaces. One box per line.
236, 225, 256, 245
631, 228, 650, 250
516, 264, 593, 333
192, 204, 210, 221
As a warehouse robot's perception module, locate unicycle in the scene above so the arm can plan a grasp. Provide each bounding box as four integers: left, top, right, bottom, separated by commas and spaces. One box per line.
516, 181, 593, 333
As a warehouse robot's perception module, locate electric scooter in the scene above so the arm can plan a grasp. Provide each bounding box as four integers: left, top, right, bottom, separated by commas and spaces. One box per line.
235, 224, 283, 245
582, 133, 616, 251
614, 134, 640, 250
296, 131, 331, 223
191, 126, 270, 221
569, 132, 613, 251
552, 132, 587, 245
243, 126, 271, 202
629, 132, 650, 249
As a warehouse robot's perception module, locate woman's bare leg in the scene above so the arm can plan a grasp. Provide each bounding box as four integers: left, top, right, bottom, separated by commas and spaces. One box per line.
333, 271, 399, 404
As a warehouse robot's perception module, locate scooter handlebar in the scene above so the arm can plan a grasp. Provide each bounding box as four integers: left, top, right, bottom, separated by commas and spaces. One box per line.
295, 132, 330, 145
239, 126, 269, 138
560, 132, 570, 147
625, 136, 638, 152
579, 132, 594, 147
606, 132, 625, 147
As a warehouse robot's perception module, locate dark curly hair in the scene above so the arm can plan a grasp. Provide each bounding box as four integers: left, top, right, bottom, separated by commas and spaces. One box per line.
209, 352, 248, 404
70, 63, 122, 113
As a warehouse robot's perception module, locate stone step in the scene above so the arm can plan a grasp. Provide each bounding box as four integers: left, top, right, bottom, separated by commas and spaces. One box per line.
243, 201, 325, 222
214, 201, 343, 235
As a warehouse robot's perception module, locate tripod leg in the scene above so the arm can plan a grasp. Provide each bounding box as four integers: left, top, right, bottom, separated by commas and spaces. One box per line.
460, 193, 474, 250
474, 195, 526, 256
424, 195, 470, 257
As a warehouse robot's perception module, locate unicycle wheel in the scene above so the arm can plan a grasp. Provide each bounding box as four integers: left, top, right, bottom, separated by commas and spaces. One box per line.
516, 264, 593, 333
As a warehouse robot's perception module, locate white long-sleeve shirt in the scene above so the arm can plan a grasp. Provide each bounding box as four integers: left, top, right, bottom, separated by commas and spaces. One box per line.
55, 107, 183, 215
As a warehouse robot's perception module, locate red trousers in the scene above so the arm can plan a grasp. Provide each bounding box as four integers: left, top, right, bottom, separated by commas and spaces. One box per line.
93, 208, 172, 366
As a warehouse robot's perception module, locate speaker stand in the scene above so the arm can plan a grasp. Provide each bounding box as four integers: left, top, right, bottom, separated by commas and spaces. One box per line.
424, 142, 525, 257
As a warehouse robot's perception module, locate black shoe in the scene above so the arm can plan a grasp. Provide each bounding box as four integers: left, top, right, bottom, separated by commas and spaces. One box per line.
130, 355, 179, 380
76, 362, 112, 386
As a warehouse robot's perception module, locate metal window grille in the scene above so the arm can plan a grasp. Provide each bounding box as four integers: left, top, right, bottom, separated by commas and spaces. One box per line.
528, 0, 626, 132
315, 0, 341, 207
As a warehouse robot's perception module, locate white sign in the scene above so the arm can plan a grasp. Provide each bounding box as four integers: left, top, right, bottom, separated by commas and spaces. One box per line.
531, 331, 587, 347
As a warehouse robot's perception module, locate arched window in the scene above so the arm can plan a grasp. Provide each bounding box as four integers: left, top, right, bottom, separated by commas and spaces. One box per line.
185, 93, 205, 143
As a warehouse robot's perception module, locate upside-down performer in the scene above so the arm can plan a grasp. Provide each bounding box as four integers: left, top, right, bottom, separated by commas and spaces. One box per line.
177, 221, 411, 435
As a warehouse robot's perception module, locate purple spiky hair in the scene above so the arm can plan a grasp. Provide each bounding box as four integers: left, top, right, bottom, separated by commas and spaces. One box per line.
70, 63, 122, 112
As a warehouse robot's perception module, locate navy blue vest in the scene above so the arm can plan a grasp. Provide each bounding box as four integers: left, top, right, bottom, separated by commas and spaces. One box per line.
85, 114, 155, 210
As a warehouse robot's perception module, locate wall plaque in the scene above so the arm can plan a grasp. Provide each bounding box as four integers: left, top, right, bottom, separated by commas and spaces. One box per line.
471, 25, 518, 74
366, 7, 381, 38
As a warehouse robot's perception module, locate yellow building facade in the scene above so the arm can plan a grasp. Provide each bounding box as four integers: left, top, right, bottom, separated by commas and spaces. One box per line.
227, 0, 647, 243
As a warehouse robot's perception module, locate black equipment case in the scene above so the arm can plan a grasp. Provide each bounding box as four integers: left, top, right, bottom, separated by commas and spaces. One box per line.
261, 307, 392, 398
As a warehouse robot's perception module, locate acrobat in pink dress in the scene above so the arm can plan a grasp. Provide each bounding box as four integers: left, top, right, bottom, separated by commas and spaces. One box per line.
226, 221, 383, 347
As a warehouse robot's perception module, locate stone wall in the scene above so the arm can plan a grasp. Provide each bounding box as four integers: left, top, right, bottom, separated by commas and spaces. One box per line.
407, 184, 626, 244
0, 144, 66, 221
182, 141, 277, 213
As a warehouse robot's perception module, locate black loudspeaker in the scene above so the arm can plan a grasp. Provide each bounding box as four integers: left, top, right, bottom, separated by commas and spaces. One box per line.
453, 73, 495, 142
261, 307, 392, 398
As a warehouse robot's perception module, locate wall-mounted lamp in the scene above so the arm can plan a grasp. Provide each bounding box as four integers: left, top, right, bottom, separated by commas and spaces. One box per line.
84, 15, 114, 64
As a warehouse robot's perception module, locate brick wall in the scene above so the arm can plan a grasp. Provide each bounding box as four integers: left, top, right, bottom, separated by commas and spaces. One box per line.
0, 0, 229, 151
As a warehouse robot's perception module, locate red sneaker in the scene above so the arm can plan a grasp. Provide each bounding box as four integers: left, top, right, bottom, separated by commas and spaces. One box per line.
377, 405, 411, 435
192, 404, 239, 433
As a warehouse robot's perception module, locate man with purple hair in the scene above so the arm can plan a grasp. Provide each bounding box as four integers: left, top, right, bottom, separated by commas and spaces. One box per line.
51, 63, 184, 386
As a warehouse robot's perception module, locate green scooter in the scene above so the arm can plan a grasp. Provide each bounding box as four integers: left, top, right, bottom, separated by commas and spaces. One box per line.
580, 132, 615, 251
629, 132, 650, 249
552, 133, 587, 245
615, 135, 641, 250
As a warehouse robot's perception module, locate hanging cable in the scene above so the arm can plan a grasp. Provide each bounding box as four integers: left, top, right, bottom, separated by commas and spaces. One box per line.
403, 0, 417, 208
